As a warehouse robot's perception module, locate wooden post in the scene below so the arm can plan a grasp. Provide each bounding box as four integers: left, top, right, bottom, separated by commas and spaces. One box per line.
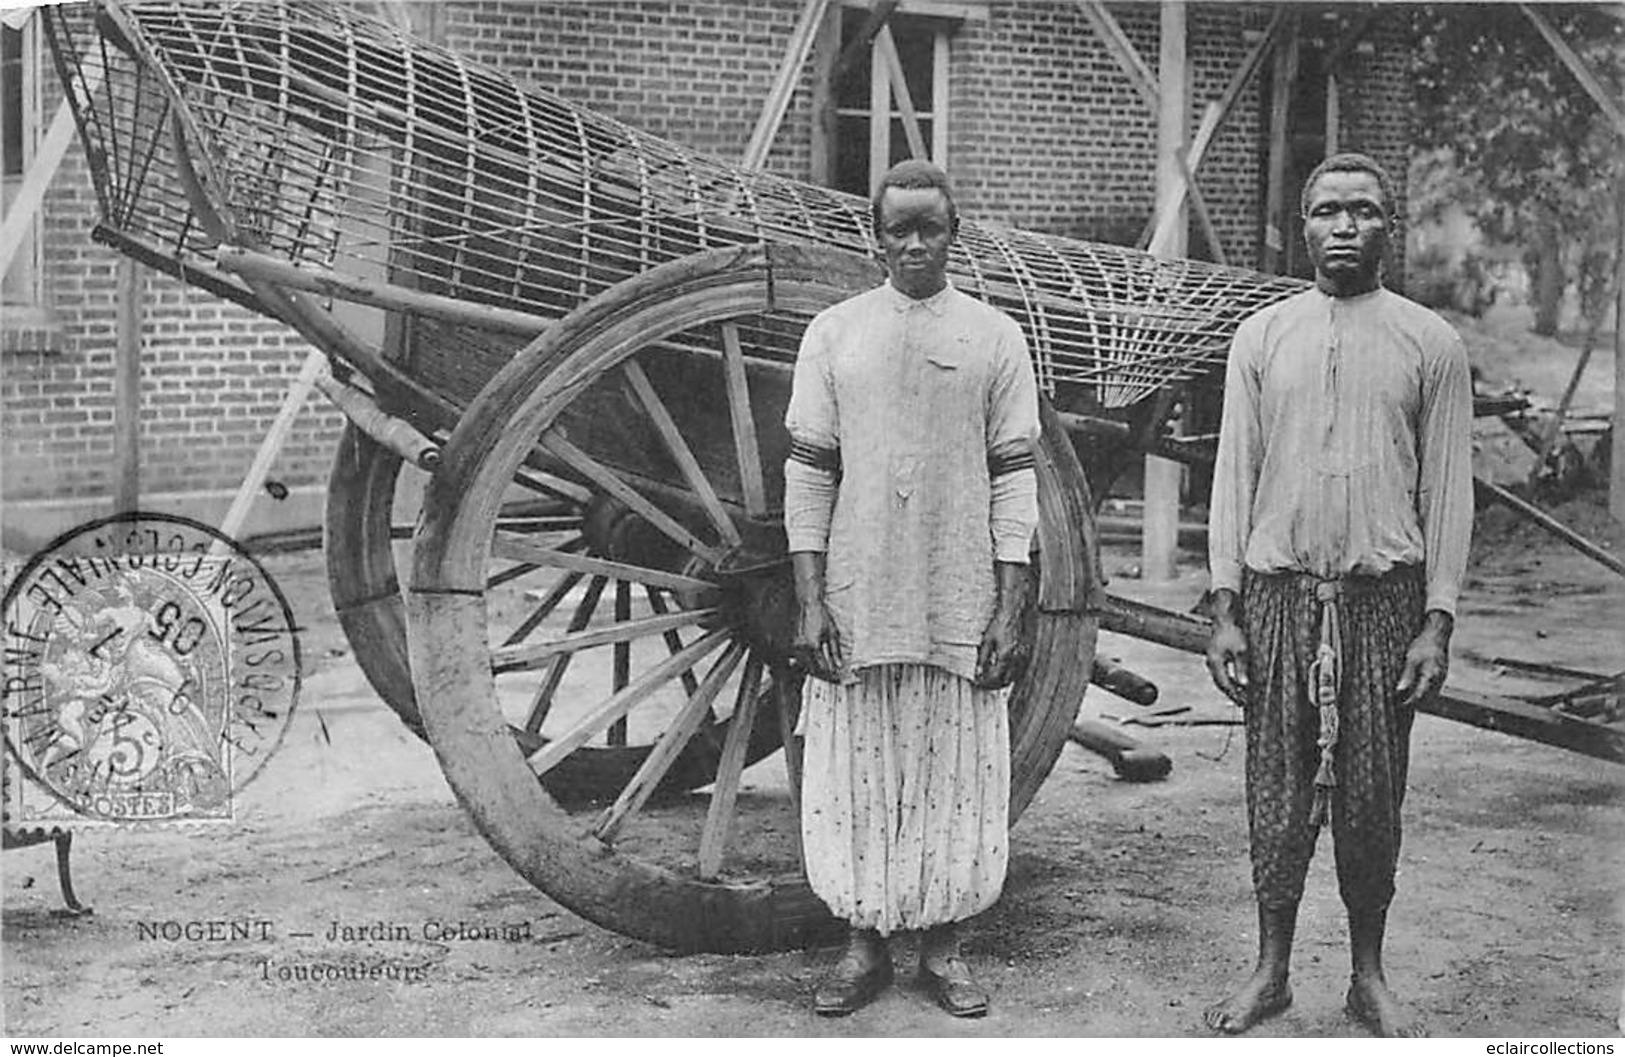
740, 0, 831, 171
1321, 12, 1378, 162
1325, 74, 1340, 155
1613, 176, 1625, 525
1142, 0, 1186, 584
113, 258, 142, 513
1137, 9, 1286, 251
876, 25, 928, 161
1260, 13, 1299, 273
808, 3, 842, 186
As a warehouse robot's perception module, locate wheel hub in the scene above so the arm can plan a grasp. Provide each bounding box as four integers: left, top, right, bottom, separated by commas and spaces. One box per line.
580, 495, 796, 662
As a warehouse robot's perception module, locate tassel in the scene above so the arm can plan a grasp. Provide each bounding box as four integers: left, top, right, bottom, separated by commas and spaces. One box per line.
1309, 583, 1343, 827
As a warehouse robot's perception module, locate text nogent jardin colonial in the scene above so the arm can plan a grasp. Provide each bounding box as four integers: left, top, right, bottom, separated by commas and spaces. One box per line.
137, 918, 537, 943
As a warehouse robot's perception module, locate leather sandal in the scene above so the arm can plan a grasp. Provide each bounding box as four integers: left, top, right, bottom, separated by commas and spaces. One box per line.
813, 956, 893, 1016
920, 958, 989, 1018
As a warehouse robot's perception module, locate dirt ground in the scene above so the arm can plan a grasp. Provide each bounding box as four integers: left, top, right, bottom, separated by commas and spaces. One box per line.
5, 305, 1623, 1038
3, 493, 1621, 1038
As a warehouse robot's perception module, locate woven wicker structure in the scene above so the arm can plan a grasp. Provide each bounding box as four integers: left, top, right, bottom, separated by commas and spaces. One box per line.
46, 0, 1306, 411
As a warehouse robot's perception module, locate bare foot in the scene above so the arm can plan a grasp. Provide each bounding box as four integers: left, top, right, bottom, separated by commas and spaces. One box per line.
1346, 975, 1428, 1037
1203, 969, 1292, 1034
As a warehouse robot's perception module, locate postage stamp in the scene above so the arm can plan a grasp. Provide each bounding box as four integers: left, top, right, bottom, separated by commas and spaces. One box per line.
2, 512, 301, 826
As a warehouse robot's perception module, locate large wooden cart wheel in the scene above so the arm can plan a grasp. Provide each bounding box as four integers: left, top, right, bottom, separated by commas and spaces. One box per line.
408, 244, 1100, 953
324, 425, 784, 803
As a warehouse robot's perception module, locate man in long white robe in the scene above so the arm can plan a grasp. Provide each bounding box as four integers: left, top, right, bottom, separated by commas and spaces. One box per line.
783, 159, 1039, 1019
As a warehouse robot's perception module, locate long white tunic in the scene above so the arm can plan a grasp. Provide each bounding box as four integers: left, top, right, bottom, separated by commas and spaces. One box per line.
782, 279, 1041, 933
782, 280, 1040, 680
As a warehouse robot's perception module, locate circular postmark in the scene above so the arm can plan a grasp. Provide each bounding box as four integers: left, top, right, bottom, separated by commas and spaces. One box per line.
2, 512, 301, 825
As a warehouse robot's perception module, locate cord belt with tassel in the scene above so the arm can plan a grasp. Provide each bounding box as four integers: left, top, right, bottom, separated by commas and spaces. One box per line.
1308, 578, 1344, 827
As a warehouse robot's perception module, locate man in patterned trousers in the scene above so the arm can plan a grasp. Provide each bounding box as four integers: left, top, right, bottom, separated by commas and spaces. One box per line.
782, 159, 1039, 1019
1203, 152, 1474, 1037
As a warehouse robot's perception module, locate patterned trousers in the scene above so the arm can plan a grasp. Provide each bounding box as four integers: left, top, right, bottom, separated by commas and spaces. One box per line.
799, 663, 1010, 936
1241, 564, 1426, 914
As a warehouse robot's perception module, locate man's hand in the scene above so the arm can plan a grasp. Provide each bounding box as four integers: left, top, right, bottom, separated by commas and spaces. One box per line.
1205, 589, 1250, 706
792, 598, 845, 683
974, 605, 1025, 690
788, 551, 843, 682
1396, 609, 1453, 709
974, 562, 1031, 690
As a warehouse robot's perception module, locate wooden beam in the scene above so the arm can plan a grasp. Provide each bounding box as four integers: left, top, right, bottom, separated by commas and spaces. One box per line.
1260, 12, 1300, 273
809, 3, 843, 185
1136, 8, 1284, 252
1096, 591, 1625, 764
1476, 478, 1625, 579
113, 258, 142, 514
1326, 73, 1340, 155
868, 23, 889, 193
875, 25, 928, 160
213, 349, 327, 550
741, 0, 833, 171
1178, 148, 1228, 267
1146, 101, 1218, 255
213, 246, 553, 337
1614, 176, 1625, 526
1074, 0, 1159, 116
0, 62, 105, 279
1423, 688, 1625, 766
1151, 2, 1189, 259
1519, 3, 1625, 139
1142, 0, 1186, 585
829, 0, 901, 90
720, 323, 768, 518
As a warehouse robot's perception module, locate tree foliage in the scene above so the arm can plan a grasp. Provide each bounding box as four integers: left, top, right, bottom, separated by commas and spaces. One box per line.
1411, 4, 1624, 334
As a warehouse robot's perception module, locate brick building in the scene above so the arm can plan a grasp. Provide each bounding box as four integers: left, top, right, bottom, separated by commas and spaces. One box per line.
1, 1, 1414, 544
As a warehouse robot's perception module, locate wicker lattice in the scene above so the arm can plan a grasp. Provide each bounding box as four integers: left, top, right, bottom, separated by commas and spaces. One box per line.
45, 0, 1307, 409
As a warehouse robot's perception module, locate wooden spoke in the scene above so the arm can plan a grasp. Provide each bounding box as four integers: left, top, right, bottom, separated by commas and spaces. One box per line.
488, 563, 540, 590
645, 586, 700, 697
526, 628, 731, 777
539, 431, 728, 566
591, 641, 749, 843
622, 359, 742, 549
697, 652, 765, 879
773, 669, 807, 869
501, 570, 585, 648
491, 608, 715, 675
513, 466, 593, 504
491, 532, 716, 594
495, 514, 584, 534
523, 574, 608, 735
720, 322, 768, 518
487, 533, 585, 590
609, 579, 632, 747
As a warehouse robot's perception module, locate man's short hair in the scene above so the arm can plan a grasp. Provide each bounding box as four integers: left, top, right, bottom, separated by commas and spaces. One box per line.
1299, 152, 1397, 220
871, 158, 959, 233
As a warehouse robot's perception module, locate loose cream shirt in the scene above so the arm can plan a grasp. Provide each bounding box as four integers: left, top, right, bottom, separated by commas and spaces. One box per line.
1208, 287, 1474, 615
783, 281, 1040, 680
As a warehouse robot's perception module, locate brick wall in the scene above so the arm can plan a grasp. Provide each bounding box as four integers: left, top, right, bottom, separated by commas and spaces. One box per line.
947, 2, 1273, 263
1328, 11, 1414, 289
441, 2, 814, 179
2, 1, 1416, 511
